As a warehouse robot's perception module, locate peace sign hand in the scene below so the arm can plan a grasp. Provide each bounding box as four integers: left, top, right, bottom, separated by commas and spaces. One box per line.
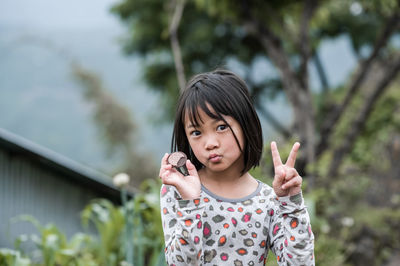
271, 141, 303, 197
159, 153, 201, 200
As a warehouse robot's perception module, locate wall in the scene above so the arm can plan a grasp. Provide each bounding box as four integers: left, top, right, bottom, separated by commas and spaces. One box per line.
0, 147, 115, 249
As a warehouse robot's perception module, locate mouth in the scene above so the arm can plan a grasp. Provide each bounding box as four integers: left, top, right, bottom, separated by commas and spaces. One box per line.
208, 153, 222, 163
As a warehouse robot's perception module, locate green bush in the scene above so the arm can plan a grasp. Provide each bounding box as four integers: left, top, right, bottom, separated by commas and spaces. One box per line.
7, 179, 165, 266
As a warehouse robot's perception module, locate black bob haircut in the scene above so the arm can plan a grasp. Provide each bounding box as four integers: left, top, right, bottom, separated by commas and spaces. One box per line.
171, 69, 263, 175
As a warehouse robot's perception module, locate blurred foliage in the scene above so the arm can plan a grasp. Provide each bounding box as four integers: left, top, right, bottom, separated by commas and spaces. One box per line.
111, 0, 400, 118
5, 179, 165, 266
72, 64, 136, 154
254, 80, 400, 265
72, 64, 157, 187
0, 249, 31, 266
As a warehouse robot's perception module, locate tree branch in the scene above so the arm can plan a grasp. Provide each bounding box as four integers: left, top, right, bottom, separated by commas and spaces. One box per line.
240, 1, 316, 182
313, 50, 330, 93
169, 0, 186, 92
317, 12, 400, 156
298, 0, 318, 89
327, 55, 400, 178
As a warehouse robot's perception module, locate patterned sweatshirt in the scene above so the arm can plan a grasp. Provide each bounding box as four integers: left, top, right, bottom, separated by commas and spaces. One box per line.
160, 180, 315, 265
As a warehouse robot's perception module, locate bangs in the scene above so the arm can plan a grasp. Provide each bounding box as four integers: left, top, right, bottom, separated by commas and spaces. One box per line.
182, 81, 234, 128
184, 101, 221, 128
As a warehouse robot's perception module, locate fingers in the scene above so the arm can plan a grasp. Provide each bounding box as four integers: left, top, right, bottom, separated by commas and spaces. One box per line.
159, 153, 171, 177
273, 167, 297, 184
270, 141, 283, 169
186, 160, 198, 177
159, 165, 173, 181
270, 142, 303, 196
281, 175, 302, 190
271, 141, 301, 168
272, 166, 286, 187
283, 168, 299, 182
286, 142, 300, 168
285, 167, 299, 181
159, 154, 199, 188
273, 166, 302, 195
161, 153, 169, 167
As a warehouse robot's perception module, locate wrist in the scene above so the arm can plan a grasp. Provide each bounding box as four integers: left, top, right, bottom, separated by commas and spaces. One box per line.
176, 184, 201, 200
289, 187, 302, 196
277, 192, 303, 206
180, 193, 201, 200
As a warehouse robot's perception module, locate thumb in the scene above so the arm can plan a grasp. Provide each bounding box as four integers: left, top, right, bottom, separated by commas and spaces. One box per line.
186, 160, 199, 177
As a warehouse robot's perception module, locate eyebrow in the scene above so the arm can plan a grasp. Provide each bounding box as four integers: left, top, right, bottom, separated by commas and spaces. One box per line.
186, 118, 226, 129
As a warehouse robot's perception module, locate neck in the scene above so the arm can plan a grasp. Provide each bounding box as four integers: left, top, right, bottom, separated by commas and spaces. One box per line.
198, 161, 252, 190
200, 168, 244, 183
198, 169, 258, 199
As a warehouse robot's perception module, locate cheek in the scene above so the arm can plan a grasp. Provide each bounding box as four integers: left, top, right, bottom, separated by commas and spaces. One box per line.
187, 138, 200, 154
188, 141, 204, 163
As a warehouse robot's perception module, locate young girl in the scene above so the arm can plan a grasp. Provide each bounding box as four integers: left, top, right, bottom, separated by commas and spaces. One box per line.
159, 69, 314, 265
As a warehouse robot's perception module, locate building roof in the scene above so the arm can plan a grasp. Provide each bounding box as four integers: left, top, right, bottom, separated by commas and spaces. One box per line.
0, 127, 122, 200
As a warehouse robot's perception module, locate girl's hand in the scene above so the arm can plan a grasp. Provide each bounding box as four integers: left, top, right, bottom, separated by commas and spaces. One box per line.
159, 153, 201, 200
271, 141, 303, 197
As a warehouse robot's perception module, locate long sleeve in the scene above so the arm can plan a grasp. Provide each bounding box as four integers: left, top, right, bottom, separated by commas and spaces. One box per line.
160, 184, 206, 265
268, 193, 315, 265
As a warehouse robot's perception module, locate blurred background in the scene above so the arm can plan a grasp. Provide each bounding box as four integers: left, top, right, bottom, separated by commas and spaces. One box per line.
0, 0, 399, 265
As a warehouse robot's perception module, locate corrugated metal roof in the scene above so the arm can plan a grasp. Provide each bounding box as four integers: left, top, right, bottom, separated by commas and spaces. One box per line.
0, 127, 122, 199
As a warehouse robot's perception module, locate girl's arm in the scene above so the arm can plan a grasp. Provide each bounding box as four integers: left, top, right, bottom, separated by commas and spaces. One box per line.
160, 184, 205, 265
268, 142, 315, 264
268, 192, 315, 265
159, 154, 204, 265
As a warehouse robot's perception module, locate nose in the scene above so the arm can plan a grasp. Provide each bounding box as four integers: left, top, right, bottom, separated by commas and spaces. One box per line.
204, 134, 219, 150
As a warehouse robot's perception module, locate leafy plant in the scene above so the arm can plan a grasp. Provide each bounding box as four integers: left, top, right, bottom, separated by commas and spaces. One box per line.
7, 180, 165, 266
0, 248, 31, 266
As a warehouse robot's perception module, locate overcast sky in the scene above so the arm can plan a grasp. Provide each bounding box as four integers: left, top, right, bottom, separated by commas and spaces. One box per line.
0, 0, 356, 90
0, 0, 120, 30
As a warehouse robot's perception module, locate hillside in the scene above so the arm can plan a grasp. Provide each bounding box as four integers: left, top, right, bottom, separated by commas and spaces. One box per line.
0, 25, 172, 174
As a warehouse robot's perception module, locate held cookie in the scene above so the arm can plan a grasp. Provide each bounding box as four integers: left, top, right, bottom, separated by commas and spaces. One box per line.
167, 152, 189, 176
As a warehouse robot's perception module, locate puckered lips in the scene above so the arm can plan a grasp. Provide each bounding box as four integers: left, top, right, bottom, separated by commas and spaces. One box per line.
208, 153, 222, 163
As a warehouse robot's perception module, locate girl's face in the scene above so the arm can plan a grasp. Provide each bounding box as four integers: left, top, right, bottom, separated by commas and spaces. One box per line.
184, 105, 245, 175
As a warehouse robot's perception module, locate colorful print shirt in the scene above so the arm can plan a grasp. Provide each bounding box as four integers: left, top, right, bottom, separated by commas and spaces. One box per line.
160, 180, 315, 265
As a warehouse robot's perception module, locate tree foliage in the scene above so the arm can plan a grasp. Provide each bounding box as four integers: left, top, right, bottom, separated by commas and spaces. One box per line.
112, 0, 400, 180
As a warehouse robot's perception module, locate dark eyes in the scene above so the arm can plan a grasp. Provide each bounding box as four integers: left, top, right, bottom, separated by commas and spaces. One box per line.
189, 124, 228, 136
190, 130, 201, 136
217, 124, 228, 131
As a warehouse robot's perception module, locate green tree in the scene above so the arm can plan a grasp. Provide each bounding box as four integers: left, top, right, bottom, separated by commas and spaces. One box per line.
111, 0, 400, 182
